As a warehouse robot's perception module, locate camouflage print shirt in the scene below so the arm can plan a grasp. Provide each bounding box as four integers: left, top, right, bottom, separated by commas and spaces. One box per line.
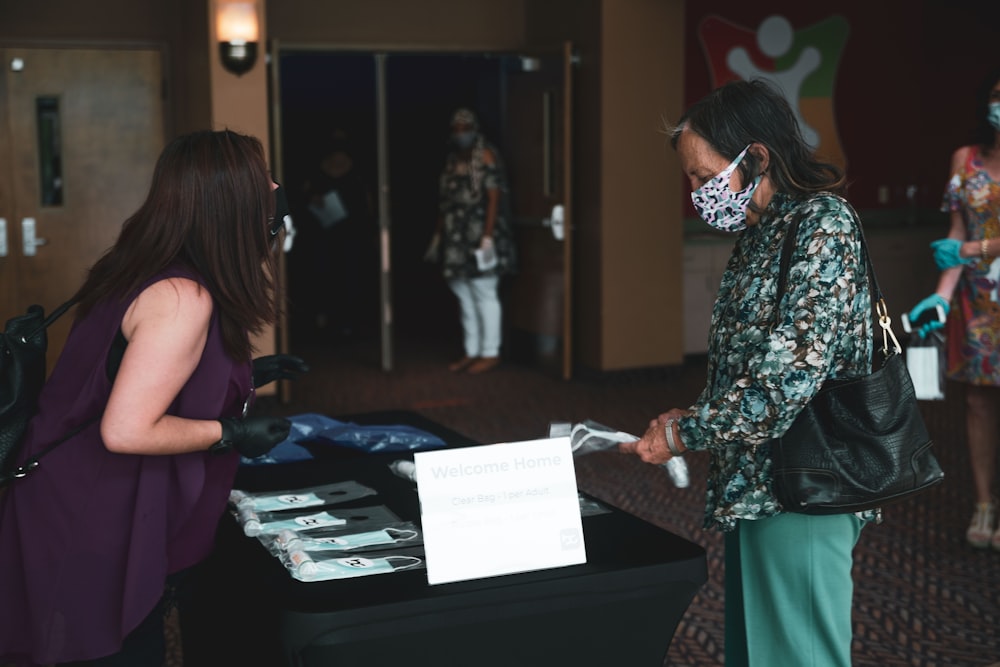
677, 193, 874, 531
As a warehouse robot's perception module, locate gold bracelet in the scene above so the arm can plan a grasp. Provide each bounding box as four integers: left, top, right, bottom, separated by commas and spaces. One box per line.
982, 238, 990, 263
664, 419, 684, 457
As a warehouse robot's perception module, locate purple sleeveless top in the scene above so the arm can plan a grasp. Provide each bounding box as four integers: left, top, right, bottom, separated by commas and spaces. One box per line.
0, 266, 252, 664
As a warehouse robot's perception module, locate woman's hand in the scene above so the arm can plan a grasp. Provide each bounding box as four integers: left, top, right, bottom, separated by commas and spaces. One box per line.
618, 408, 689, 464
252, 354, 309, 388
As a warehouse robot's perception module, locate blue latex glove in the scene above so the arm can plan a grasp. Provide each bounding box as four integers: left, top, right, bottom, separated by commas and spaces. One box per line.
908, 294, 950, 338
930, 238, 974, 270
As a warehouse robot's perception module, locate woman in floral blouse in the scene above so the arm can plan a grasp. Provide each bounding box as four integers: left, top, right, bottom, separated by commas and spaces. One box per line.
909, 66, 1000, 549
621, 80, 871, 666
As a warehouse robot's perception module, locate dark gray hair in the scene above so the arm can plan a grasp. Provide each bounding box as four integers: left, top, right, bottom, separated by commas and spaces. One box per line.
670, 79, 846, 200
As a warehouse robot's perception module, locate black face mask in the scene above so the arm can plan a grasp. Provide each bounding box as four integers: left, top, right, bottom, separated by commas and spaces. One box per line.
271, 185, 290, 239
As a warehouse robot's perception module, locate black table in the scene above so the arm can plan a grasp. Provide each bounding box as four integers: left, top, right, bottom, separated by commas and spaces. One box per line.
185, 411, 707, 667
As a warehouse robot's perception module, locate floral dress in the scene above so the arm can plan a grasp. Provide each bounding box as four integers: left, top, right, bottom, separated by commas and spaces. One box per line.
676, 193, 873, 531
942, 145, 1000, 385
438, 141, 517, 280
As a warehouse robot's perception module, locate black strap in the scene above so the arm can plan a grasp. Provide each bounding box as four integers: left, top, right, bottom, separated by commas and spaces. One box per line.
775, 194, 891, 369
25, 296, 80, 340
0, 302, 127, 487
3, 417, 99, 484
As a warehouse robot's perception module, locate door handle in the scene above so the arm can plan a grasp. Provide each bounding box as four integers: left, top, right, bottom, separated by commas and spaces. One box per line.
22, 218, 48, 256
0, 218, 7, 257
546, 204, 565, 241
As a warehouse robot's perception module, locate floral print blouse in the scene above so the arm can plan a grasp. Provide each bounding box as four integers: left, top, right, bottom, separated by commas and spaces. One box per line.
438, 140, 517, 280
676, 193, 873, 531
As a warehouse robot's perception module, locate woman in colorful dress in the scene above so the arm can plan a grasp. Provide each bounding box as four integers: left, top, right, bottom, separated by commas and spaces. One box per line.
620, 79, 873, 666
426, 108, 517, 374
909, 66, 1000, 549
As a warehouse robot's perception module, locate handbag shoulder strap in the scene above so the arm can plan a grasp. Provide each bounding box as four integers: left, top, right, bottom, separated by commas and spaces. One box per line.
19, 296, 81, 342
775, 193, 900, 363
1, 299, 123, 487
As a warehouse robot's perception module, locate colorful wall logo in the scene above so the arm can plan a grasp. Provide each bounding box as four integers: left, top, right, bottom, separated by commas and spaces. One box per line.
698, 14, 850, 169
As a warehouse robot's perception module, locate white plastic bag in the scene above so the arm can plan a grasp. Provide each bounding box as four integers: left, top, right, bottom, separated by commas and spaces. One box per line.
906, 334, 945, 401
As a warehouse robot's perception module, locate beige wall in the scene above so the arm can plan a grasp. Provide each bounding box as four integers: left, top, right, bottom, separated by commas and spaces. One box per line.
599, 0, 684, 369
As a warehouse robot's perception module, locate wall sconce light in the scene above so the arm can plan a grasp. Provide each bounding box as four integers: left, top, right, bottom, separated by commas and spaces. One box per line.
217, 1, 259, 76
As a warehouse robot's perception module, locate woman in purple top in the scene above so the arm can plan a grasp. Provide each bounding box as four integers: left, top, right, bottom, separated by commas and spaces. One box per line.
0, 130, 305, 666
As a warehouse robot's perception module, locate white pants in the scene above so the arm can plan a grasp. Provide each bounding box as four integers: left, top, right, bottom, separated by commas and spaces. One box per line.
448, 276, 501, 358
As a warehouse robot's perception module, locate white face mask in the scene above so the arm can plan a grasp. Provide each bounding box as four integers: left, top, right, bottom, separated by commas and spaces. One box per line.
290, 554, 423, 581
690, 145, 762, 233
452, 131, 477, 149
988, 102, 1000, 132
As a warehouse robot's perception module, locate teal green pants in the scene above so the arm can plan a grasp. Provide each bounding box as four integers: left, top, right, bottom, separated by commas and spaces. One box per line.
724, 512, 863, 667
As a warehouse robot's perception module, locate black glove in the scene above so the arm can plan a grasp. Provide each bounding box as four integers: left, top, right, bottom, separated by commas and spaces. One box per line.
214, 416, 292, 458
251, 354, 309, 388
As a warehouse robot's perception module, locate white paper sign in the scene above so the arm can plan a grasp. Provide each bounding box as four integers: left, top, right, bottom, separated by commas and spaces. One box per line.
414, 437, 586, 585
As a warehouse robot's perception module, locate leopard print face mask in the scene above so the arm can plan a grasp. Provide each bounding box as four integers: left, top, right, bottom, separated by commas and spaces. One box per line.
690, 145, 761, 233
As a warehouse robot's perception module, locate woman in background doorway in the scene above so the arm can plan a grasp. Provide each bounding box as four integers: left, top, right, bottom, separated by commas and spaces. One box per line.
426, 108, 517, 374
299, 127, 377, 342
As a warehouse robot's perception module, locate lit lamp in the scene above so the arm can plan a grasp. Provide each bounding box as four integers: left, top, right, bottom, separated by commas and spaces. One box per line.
217, 1, 259, 76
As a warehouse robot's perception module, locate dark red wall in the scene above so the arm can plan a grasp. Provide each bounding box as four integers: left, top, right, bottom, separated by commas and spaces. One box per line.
683, 0, 1000, 214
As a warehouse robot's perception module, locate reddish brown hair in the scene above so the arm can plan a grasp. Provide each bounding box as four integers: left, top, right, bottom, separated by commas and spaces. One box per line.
75, 129, 278, 360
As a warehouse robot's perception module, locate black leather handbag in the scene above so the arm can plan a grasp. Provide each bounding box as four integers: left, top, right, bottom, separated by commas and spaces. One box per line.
0, 298, 89, 487
769, 201, 945, 514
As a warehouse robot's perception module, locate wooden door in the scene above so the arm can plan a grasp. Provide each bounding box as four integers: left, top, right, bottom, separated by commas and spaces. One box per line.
504, 43, 574, 378
0, 47, 164, 369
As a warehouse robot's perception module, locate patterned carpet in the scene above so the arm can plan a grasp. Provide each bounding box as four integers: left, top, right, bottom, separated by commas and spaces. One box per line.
250, 335, 999, 667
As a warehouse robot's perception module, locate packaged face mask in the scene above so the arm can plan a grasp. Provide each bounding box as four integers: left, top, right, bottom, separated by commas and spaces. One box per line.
289, 554, 423, 582
257, 511, 347, 535
272, 525, 419, 553
310, 528, 419, 551
229, 481, 377, 512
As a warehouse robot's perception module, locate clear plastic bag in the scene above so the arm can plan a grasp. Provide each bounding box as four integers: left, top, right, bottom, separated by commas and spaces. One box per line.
229, 480, 377, 512
566, 419, 689, 488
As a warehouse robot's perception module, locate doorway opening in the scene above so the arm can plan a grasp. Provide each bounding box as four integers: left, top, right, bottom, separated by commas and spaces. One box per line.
278, 50, 510, 365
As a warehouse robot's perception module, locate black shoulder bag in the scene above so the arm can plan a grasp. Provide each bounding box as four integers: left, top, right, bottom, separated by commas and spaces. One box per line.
0, 299, 124, 488
769, 200, 945, 514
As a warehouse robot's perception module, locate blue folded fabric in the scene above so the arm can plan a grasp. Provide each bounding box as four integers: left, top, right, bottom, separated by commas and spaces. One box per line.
240, 413, 448, 465
315, 423, 447, 453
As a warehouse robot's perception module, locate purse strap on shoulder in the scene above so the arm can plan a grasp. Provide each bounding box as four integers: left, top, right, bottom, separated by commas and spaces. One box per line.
775, 194, 901, 360
21, 296, 81, 341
